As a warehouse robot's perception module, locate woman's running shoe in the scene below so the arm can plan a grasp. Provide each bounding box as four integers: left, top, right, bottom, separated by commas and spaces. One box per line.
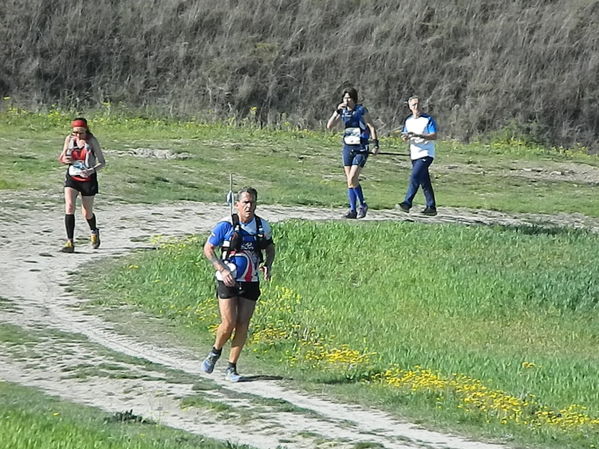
60, 240, 75, 253
357, 204, 369, 219
91, 229, 101, 249
343, 209, 357, 219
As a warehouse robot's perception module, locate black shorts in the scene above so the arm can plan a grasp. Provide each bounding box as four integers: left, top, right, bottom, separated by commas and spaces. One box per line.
64, 173, 99, 197
216, 281, 261, 301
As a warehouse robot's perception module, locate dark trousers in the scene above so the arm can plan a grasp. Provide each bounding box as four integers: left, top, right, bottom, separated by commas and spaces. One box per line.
403, 156, 436, 208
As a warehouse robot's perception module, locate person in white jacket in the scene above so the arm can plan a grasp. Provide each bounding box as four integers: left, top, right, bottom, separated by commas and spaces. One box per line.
398, 97, 438, 216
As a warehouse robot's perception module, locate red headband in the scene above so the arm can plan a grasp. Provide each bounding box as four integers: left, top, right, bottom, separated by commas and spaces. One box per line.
71, 119, 87, 128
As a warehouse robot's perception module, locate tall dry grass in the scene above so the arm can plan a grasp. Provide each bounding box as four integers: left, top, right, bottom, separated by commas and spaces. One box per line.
1, 0, 598, 149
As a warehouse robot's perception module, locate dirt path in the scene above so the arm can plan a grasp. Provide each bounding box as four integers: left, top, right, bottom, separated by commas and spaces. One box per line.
1, 192, 598, 449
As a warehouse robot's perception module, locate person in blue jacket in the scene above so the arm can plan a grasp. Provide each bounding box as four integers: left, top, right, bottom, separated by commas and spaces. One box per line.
327, 87, 379, 219
200, 187, 275, 382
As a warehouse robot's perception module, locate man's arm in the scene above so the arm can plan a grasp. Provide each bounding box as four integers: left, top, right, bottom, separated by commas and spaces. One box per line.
203, 239, 236, 286
411, 131, 437, 140
414, 116, 438, 140
261, 242, 276, 281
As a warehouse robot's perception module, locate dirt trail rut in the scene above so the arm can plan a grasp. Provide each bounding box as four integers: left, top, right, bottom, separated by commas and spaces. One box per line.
1, 193, 597, 448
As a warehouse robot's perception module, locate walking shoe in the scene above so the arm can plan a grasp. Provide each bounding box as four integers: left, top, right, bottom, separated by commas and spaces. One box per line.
225, 366, 242, 383
91, 229, 101, 249
357, 204, 369, 219
398, 202, 411, 213
421, 207, 438, 216
200, 350, 221, 374
60, 240, 75, 253
343, 209, 358, 219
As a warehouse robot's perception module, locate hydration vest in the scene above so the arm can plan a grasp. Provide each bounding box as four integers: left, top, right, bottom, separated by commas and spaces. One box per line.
341, 104, 370, 145
66, 137, 96, 181
221, 214, 269, 263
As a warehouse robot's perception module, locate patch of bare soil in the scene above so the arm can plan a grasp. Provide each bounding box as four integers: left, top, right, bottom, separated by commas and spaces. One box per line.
438, 160, 599, 185
105, 148, 192, 159
1, 192, 597, 448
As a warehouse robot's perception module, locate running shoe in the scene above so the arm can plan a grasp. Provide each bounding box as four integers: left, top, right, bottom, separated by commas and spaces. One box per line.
91, 229, 101, 249
343, 209, 357, 219
398, 202, 411, 213
200, 350, 221, 374
421, 207, 438, 216
225, 366, 242, 383
357, 204, 369, 219
60, 240, 75, 253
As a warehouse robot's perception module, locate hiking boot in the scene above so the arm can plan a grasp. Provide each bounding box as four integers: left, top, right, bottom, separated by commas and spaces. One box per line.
60, 240, 75, 253
343, 209, 357, 219
91, 229, 101, 249
357, 204, 369, 219
421, 207, 438, 216
200, 350, 221, 374
225, 366, 242, 383
398, 202, 411, 213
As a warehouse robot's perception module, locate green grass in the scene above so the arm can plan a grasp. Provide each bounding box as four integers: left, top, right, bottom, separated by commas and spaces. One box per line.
0, 381, 253, 449
3, 108, 599, 449
84, 221, 599, 449
0, 106, 597, 215
180, 395, 237, 415
0, 323, 44, 360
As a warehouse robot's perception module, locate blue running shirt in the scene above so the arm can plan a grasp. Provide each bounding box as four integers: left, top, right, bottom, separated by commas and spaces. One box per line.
208, 216, 272, 282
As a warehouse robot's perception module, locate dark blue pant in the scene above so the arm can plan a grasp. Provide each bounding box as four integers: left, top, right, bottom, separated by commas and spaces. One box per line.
403, 156, 436, 208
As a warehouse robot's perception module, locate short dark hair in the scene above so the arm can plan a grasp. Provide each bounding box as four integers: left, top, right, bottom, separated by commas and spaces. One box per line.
237, 187, 258, 201
342, 87, 358, 103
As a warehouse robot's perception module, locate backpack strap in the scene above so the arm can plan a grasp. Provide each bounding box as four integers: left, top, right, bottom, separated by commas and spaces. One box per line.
221, 213, 242, 260
255, 215, 264, 264
221, 214, 270, 262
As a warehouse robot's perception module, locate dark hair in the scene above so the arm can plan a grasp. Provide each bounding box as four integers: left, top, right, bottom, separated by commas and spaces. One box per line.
237, 187, 258, 201
342, 87, 358, 103
73, 117, 94, 136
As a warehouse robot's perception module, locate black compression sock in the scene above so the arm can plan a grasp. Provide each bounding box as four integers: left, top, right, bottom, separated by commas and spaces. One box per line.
65, 214, 75, 240
212, 347, 222, 355
227, 362, 237, 370
86, 214, 97, 231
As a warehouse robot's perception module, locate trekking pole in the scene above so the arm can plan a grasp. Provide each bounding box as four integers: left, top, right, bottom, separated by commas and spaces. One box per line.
227, 173, 234, 214
369, 151, 410, 157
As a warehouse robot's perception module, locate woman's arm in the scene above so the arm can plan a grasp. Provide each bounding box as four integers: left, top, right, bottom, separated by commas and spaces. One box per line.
326, 102, 345, 129
58, 135, 72, 164
363, 112, 379, 154
90, 136, 106, 170
364, 112, 378, 140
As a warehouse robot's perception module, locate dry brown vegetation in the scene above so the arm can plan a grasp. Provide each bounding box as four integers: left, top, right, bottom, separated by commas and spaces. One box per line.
1, 0, 598, 149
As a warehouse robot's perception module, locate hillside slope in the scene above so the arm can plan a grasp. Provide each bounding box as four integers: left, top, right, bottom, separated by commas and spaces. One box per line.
1, 0, 598, 148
